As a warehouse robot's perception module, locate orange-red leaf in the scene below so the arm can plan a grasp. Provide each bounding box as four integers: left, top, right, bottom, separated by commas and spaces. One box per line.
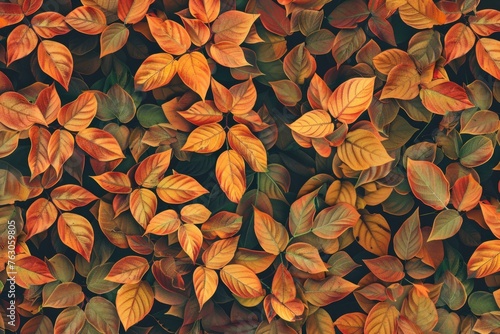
451, 174, 482, 212
189, 0, 220, 23
328, 77, 375, 124
28, 126, 51, 179
57, 91, 97, 131
134, 53, 178, 92
469, 9, 500, 36
0, 91, 46, 130
227, 124, 267, 172
216, 149, 246, 203
220, 264, 265, 298
335, 312, 367, 334
444, 23, 475, 64
180, 203, 211, 224
42, 282, 85, 308
50, 184, 98, 211
468, 240, 500, 278
0, 3, 24, 29
76, 128, 125, 161
177, 51, 211, 100
420, 81, 475, 114
476, 38, 500, 80
91, 172, 132, 194
57, 213, 94, 261
363, 255, 405, 282
36, 83, 61, 125
48, 129, 74, 173
118, 0, 154, 24
37, 40, 73, 90
212, 10, 259, 45
307, 73, 332, 111
105, 256, 149, 284
145, 209, 180, 235
25, 197, 58, 240
407, 159, 450, 210
15, 256, 57, 289
6, 24, 38, 66
286, 242, 328, 274
210, 41, 250, 68
229, 78, 257, 115
116, 281, 154, 331
135, 149, 172, 188
193, 266, 219, 309
156, 173, 209, 204
31, 12, 71, 39
304, 275, 358, 306
65, 6, 106, 35
397, 0, 446, 29
178, 223, 204, 263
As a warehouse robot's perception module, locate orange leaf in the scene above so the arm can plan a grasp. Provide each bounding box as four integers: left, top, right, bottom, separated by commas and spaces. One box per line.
373, 49, 414, 75
0, 3, 24, 29
135, 149, 172, 188
116, 281, 154, 331
130, 188, 157, 230
22, 0, 43, 16
212, 10, 259, 45
25, 198, 58, 240
363, 255, 405, 282
286, 242, 328, 274
227, 124, 267, 172
307, 73, 332, 111
460, 110, 500, 135
312, 203, 360, 239
201, 211, 242, 239
22, 316, 54, 334
288, 110, 334, 138
6, 24, 37, 66
476, 38, 500, 80
469, 9, 500, 36
178, 224, 203, 263
283, 43, 316, 84
328, 0, 369, 29
36, 83, 61, 125
65, 6, 106, 35
393, 208, 423, 260
57, 91, 97, 131
210, 41, 250, 68
42, 282, 85, 308
444, 23, 475, 64
134, 53, 178, 92
220, 264, 265, 298
398, 0, 446, 29
31, 12, 70, 39
335, 312, 367, 334
380, 64, 420, 100
157, 173, 209, 204
181, 123, 226, 153
270, 295, 305, 322
28, 126, 51, 179
451, 174, 482, 212
338, 129, 394, 171
100, 23, 129, 58
354, 213, 391, 256
364, 302, 399, 334
289, 189, 319, 236
202, 236, 239, 269
269, 79, 302, 107
189, 0, 220, 23
328, 77, 375, 124
180, 203, 211, 224
145, 209, 180, 235
76, 128, 125, 161
91, 171, 132, 194
0, 130, 19, 159
118, 0, 154, 24
48, 129, 74, 174
272, 264, 295, 303
50, 184, 98, 211
407, 159, 450, 210
420, 81, 475, 114
15, 256, 57, 289
58, 213, 94, 261
480, 202, 500, 239
304, 275, 358, 306
468, 240, 500, 278
211, 78, 233, 112
146, 15, 191, 55
105, 256, 150, 284
401, 288, 438, 331
229, 78, 257, 115
37, 40, 73, 90
0, 91, 46, 130
216, 149, 246, 203
306, 308, 334, 333
177, 51, 211, 100
193, 266, 219, 309
54, 306, 85, 334
254, 207, 289, 255
178, 101, 223, 126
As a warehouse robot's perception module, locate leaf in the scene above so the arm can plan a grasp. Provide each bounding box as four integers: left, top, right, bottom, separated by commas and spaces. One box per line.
469, 9, 500, 36
220, 264, 265, 299
105, 256, 149, 284
364, 255, 405, 282
288, 110, 333, 138
306, 308, 335, 334
28, 126, 51, 179
193, 266, 218, 309
15, 256, 57, 289
134, 53, 178, 92
440, 271, 467, 310
304, 275, 358, 306
76, 128, 125, 161
0, 3, 24, 29
285, 242, 328, 274
0, 129, 19, 159
459, 136, 494, 168
380, 64, 420, 100
0, 91, 47, 130
269, 80, 302, 106
331, 27, 366, 67
91, 172, 132, 194
48, 129, 75, 174
307, 73, 332, 110
401, 288, 438, 331
444, 23, 476, 63
202, 236, 239, 269
476, 38, 500, 80
354, 213, 391, 256
468, 240, 500, 278
216, 149, 246, 203
178, 101, 223, 125
269, 295, 305, 322
253, 207, 289, 255
289, 189, 319, 236
393, 208, 423, 260
21, 315, 54, 334
130, 188, 157, 230
157, 173, 208, 204
178, 223, 203, 263
229, 78, 257, 115
146, 15, 191, 55
25, 198, 58, 239
258, 164, 290, 203
407, 159, 450, 210
65, 6, 106, 35
335, 312, 367, 334
6, 24, 38, 66
212, 10, 259, 45
58, 91, 97, 131
480, 202, 500, 239
36, 83, 61, 124
37, 40, 73, 90
201, 211, 242, 239
428, 209, 463, 241
373, 49, 414, 75
42, 282, 85, 308
328, 77, 375, 124
50, 184, 98, 211
57, 213, 94, 261
283, 43, 316, 84
338, 129, 394, 171
461, 110, 499, 135
31, 12, 70, 39
420, 81, 475, 114
85, 297, 120, 334
398, 0, 446, 29
451, 174, 482, 212
227, 124, 267, 172
118, 0, 154, 24
181, 123, 226, 153
54, 306, 86, 334
145, 209, 180, 235
189, 0, 220, 23
135, 150, 172, 188
328, 0, 370, 29
364, 302, 399, 334
211, 78, 233, 112
177, 51, 211, 99
100, 23, 129, 58
312, 203, 360, 239
209, 41, 250, 68
116, 281, 154, 331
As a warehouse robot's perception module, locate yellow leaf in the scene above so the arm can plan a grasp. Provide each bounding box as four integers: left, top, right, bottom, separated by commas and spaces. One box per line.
401, 288, 438, 331
57, 91, 97, 131
220, 264, 265, 299
328, 77, 375, 124
364, 302, 399, 334
468, 240, 500, 278
288, 109, 334, 138
181, 123, 226, 153
209, 41, 251, 68
227, 124, 267, 172
178, 223, 203, 263
177, 51, 211, 100
285, 242, 328, 274
398, 0, 446, 29
193, 266, 218, 309
216, 149, 246, 203
354, 213, 391, 256
380, 64, 420, 100
116, 281, 154, 331
157, 173, 209, 204
129, 188, 157, 230
134, 53, 178, 92
253, 207, 289, 255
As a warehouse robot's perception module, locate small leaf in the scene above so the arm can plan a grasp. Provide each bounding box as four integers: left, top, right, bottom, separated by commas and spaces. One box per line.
420, 81, 475, 115
134, 53, 177, 92
145, 209, 180, 235
76, 128, 125, 161
42, 282, 85, 308
209, 41, 250, 68
54, 307, 86, 334
428, 209, 463, 241
459, 136, 494, 168
85, 297, 120, 334
254, 207, 289, 255
118, 0, 154, 24
57, 91, 97, 132
380, 64, 420, 100
135, 149, 172, 188
147, 15, 191, 55
202, 236, 239, 269
50, 184, 98, 211
227, 124, 267, 172
398, 0, 446, 29
216, 150, 246, 203
212, 10, 259, 45
130, 188, 157, 230
476, 38, 500, 80
312, 203, 360, 239
401, 288, 438, 331
328, 77, 375, 124
469, 9, 500, 36
451, 174, 482, 212
189, 0, 220, 23
0, 91, 47, 130
269, 80, 302, 106
444, 23, 476, 63
37, 40, 73, 90
91, 172, 132, 194
0, 3, 24, 29
65, 6, 106, 35
178, 223, 203, 263
15, 256, 57, 289
304, 275, 358, 306
335, 312, 367, 334
28, 126, 51, 180
100, 23, 129, 58
181, 123, 226, 153
25, 198, 58, 240
363, 255, 405, 282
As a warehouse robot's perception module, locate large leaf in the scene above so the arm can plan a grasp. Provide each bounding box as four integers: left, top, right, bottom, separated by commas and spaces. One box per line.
116, 281, 154, 331
15, 256, 57, 289
0, 91, 46, 130
193, 266, 218, 309
57, 213, 94, 261
407, 159, 450, 210
364, 302, 399, 334
146, 15, 191, 55
288, 109, 333, 138
6, 24, 38, 66
328, 77, 375, 124
220, 264, 265, 298
181, 123, 226, 153
37, 40, 73, 90
393, 208, 423, 260
253, 207, 289, 255
468, 240, 500, 278
65, 6, 106, 35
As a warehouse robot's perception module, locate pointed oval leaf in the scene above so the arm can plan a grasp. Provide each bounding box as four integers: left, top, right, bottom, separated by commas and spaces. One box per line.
393, 208, 423, 260
363, 255, 405, 282
42, 282, 85, 308
178, 223, 203, 263
216, 149, 246, 203
189, 0, 220, 23
269, 79, 302, 107
116, 281, 154, 331
193, 266, 218, 309
6, 24, 38, 66
25, 198, 58, 239
253, 207, 289, 255
407, 159, 450, 210
76, 128, 125, 161
227, 124, 267, 172
147, 15, 191, 55
129, 188, 157, 230
328, 77, 375, 124
37, 40, 73, 90
57, 213, 94, 261
312, 203, 360, 239
91, 172, 132, 194
0, 3, 24, 29
285, 242, 328, 274
354, 213, 391, 256
85, 297, 120, 334
157, 173, 209, 204
134, 53, 178, 92
468, 240, 500, 278
335, 312, 367, 334
181, 123, 226, 153
469, 9, 500, 36
0, 91, 46, 130
401, 288, 438, 331
145, 209, 180, 235
28, 126, 51, 180
15, 256, 57, 289
212, 10, 259, 45
105, 256, 149, 284
100, 23, 129, 58
135, 149, 172, 188
420, 81, 475, 114
445, 23, 475, 63
177, 51, 211, 99
48, 129, 74, 174
364, 302, 399, 334
398, 0, 446, 29
31, 12, 71, 39
380, 64, 420, 100
65, 5, 106, 35
58, 91, 97, 131
202, 236, 239, 269
476, 38, 500, 80
459, 136, 494, 168
304, 275, 358, 306
118, 0, 154, 24
210, 41, 250, 68
54, 306, 86, 334
288, 110, 334, 138
50, 184, 98, 211
220, 264, 265, 299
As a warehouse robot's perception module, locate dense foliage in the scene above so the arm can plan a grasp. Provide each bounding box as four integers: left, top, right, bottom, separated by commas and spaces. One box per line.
0, 0, 499, 332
